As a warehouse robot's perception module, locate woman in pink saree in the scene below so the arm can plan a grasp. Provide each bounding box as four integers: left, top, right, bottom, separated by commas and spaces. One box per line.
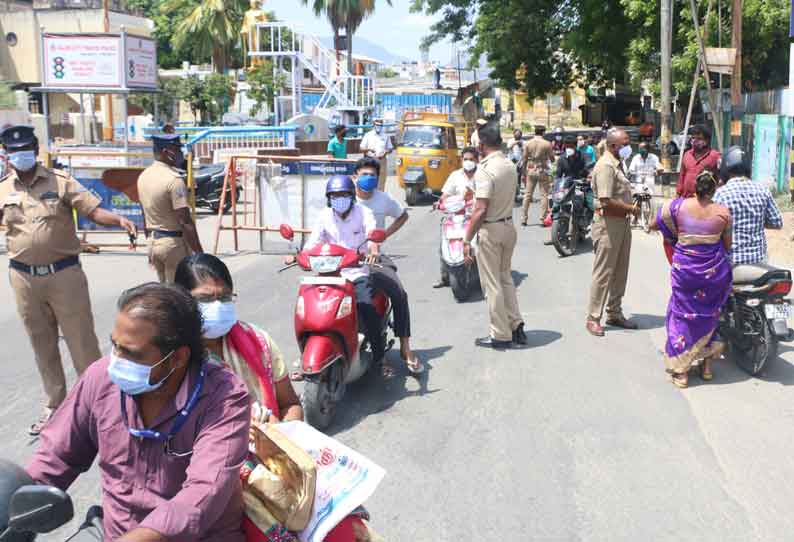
650, 171, 733, 388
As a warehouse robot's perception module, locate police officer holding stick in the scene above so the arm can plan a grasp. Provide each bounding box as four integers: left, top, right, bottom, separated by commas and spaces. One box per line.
0, 125, 137, 434
463, 122, 527, 349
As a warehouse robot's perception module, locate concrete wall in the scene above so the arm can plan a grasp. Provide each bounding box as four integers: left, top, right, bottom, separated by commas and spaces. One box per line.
0, 8, 153, 84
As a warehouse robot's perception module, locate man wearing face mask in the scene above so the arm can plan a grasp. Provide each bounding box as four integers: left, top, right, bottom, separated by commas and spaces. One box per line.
137, 133, 203, 283
577, 135, 597, 165
292, 175, 385, 364
521, 125, 554, 226
556, 136, 588, 179
359, 119, 393, 191
677, 124, 721, 198
26, 283, 251, 542
439, 146, 478, 205
628, 142, 663, 187
586, 129, 640, 337
0, 125, 137, 435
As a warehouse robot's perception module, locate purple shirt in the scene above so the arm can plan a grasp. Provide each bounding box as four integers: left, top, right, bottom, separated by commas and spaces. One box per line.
26, 357, 251, 542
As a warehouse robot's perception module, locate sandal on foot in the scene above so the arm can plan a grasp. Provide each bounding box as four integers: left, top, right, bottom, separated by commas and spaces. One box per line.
700, 363, 713, 381
382, 364, 397, 379
670, 373, 688, 389
404, 356, 425, 375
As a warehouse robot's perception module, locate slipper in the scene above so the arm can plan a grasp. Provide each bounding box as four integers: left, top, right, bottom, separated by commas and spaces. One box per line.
382, 364, 397, 379
404, 356, 425, 375
289, 371, 305, 382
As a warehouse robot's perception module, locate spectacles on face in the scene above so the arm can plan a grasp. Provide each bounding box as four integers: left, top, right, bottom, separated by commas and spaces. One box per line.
194, 292, 237, 304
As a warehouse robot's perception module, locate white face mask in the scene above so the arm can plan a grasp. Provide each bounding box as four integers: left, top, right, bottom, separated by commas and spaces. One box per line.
462, 159, 477, 172
565, 148, 575, 158
9, 150, 36, 172
618, 144, 633, 161
577, 140, 585, 148
199, 301, 237, 339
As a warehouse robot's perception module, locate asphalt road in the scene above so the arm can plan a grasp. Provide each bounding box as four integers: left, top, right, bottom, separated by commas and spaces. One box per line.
2, 186, 794, 541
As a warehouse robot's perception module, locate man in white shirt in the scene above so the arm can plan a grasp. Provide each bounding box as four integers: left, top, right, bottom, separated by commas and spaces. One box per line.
354, 157, 424, 375
293, 175, 385, 362
359, 119, 393, 191
440, 146, 478, 204
628, 142, 662, 189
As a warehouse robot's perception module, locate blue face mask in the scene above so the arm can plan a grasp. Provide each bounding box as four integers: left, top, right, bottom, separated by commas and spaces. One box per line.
330, 195, 353, 215
199, 301, 237, 339
108, 349, 175, 396
357, 174, 378, 193
9, 150, 36, 172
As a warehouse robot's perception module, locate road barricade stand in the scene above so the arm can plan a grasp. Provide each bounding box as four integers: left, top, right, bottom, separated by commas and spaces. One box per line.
212, 155, 357, 254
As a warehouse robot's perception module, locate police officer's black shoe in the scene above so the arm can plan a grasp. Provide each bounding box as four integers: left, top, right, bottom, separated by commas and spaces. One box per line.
474, 336, 513, 350
513, 323, 528, 345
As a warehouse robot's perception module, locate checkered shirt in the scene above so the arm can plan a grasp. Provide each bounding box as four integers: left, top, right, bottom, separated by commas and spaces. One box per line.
714, 176, 783, 265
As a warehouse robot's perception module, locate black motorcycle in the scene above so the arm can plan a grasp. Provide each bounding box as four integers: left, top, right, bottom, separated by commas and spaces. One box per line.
549, 174, 595, 257
193, 163, 241, 214
719, 267, 793, 375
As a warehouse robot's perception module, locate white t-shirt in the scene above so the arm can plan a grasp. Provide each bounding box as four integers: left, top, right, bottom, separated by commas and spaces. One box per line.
628, 153, 661, 179
357, 190, 405, 229
442, 168, 475, 196
360, 130, 393, 158
305, 204, 376, 282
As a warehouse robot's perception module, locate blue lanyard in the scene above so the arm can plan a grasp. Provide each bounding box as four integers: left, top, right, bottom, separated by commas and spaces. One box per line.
120, 364, 206, 441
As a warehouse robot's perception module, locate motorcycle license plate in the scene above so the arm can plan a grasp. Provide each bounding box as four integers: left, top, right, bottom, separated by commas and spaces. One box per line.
764, 302, 791, 320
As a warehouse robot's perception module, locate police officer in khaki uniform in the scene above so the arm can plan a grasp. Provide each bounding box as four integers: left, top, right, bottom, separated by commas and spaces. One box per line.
463, 122, 526, 349
137, 133, 203, 282
0, 125, 137, 434
586, 128, 640, 337
521, 125, 554, 226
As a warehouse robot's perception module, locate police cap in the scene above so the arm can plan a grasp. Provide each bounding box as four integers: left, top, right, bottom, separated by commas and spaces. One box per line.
0, 125, 36, 150
151, 132, 182, 152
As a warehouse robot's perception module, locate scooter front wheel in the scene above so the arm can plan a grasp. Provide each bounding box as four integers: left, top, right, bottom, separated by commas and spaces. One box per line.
302, 363, 345, 430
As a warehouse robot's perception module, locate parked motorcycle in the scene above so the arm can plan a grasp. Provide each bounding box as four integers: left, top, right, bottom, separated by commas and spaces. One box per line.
630, 173, 654, 230
437, 195, 480, 302
193, 163, 241, 214
719, 266, 793, 376
279, 225, 393, 430
549, 174, 595, 257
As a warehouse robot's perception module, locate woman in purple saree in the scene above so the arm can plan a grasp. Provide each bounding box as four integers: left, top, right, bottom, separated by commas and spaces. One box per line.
651, 171, 732, 388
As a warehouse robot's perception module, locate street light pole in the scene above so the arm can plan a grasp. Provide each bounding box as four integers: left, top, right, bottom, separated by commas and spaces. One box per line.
660, 0, 673, 171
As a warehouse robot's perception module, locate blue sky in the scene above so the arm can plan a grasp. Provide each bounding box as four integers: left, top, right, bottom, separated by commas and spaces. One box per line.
264, 0, 454, 62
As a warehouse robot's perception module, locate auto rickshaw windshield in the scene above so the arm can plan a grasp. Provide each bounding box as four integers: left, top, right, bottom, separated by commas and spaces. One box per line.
400, 125, 446, 149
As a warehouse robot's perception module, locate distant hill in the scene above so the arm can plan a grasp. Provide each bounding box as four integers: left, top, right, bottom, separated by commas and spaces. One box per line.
319, 36, 411, 65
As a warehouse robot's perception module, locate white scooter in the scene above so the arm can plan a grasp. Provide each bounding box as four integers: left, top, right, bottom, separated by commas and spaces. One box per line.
437, 195, 480, 302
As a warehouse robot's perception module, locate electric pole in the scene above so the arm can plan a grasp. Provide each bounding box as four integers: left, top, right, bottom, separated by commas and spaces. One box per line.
102, 0, 114, 142
730, 0, 742, 145
660, 0, 673, 170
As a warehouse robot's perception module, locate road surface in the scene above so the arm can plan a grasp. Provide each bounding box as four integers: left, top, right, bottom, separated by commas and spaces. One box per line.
2, 184, 794, 542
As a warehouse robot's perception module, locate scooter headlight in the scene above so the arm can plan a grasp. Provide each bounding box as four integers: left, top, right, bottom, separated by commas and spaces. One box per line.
429, 159, 441, 169
309, 255, 343, 273
336, 295, 353, 319
295, 295, 305, 319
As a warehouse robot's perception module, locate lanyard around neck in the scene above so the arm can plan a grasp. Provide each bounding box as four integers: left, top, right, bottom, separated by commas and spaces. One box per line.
120, 364, 206, 441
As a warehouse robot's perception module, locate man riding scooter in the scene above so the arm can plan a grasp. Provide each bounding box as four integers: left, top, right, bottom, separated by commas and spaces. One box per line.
285, 175, 385, 367
354, 157, 425, 376
555, 135, 588, 180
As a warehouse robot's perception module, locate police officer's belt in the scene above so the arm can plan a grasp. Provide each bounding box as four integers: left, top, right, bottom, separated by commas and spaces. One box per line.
152, 230, 183, 239
484, 216, 513, 224
596, 207, 631, 219
10, 255, 79, 277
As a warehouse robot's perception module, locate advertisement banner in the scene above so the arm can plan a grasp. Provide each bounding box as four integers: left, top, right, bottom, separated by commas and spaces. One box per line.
73, 168, 145, 231
752, 114, 780, 189
125, 36, 157, 88
43, 35, 122, 88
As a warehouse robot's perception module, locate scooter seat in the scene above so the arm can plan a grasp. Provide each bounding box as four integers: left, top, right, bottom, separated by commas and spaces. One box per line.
732, 263, 791, 286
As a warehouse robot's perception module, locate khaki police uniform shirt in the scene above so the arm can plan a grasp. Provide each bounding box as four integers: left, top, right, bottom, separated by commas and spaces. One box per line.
592, 151, 632, 210
523, 136, 554, 168
0, 164, 100, 265
474, 151, 517, 221
137, 161, 189, 232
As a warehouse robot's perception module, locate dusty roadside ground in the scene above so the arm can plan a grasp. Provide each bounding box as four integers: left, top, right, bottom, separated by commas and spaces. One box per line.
768, 211, 794, 268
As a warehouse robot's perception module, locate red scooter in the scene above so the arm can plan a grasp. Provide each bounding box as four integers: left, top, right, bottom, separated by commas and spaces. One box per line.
279, 224, 393, 429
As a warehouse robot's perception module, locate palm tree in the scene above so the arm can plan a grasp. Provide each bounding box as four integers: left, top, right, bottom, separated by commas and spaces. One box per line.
302, 0, 392, 75
162, 0, 248, 74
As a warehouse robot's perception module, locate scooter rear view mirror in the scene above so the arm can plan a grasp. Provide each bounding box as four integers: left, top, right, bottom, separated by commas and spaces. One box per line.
279, 224, 295, 241
7, 485, 73, 534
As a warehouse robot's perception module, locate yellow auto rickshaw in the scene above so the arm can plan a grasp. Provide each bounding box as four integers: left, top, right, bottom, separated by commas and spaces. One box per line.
396, 113, 464, 205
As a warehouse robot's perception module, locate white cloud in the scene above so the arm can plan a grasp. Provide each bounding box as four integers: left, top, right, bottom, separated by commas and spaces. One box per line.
400, 13, 439, 28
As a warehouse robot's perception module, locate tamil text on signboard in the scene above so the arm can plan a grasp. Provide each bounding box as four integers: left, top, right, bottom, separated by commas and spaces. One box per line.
125, 36, 157, 88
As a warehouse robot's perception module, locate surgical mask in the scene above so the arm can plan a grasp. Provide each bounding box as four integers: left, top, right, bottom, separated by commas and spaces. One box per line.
640, 149, 649, 158
356, 174, 378, 193
619, 145, 633, 161
9, 150, 36, 172
463, 159, 477, 172
374, 126, 383, 134
330, 195, 353, 215
199, 301, 237, 339
577, 140, 585, 148
565, 148, 575, 158
108, 349, 175, 396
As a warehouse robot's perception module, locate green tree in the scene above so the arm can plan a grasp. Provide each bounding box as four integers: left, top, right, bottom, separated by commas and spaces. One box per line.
127, 0, 201, 69
302, 0, 392, 75
161, 0, 249, 73
129, 77, 185, 122
202, 73, 237, 123
246, 61, 286, 117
